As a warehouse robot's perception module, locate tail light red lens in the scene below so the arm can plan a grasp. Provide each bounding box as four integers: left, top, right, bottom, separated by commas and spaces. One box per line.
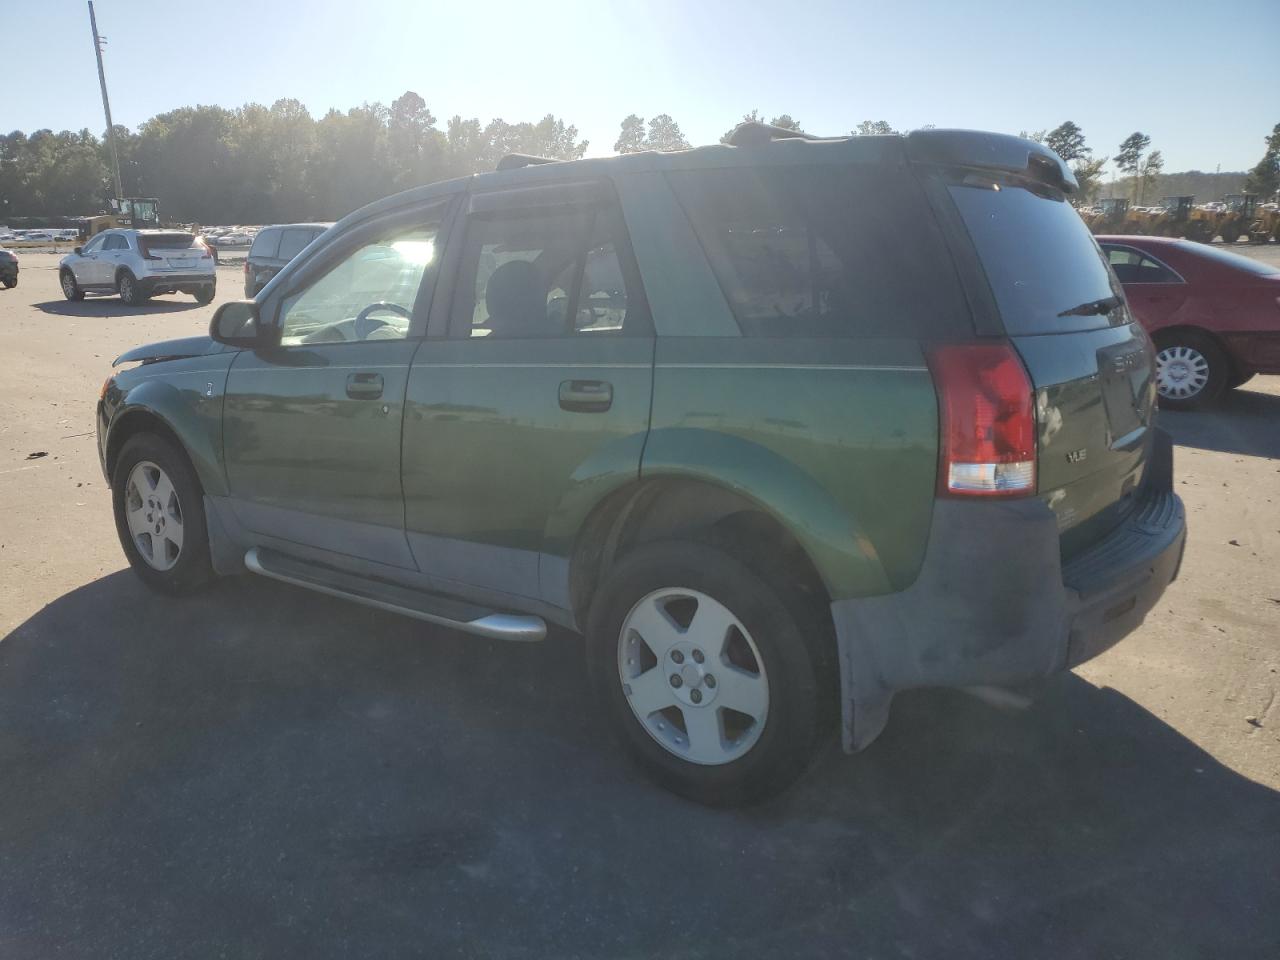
138, 241, 160, 261
926, 341, 1036, 497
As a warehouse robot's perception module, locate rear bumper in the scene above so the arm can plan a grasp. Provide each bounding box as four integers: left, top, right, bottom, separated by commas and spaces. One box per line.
831, 428, 1185, 751
138, 272, 215, 294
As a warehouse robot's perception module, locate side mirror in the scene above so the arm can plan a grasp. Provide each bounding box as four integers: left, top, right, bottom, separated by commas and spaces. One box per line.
74, 246, 82, 255
209, 300, 271, 348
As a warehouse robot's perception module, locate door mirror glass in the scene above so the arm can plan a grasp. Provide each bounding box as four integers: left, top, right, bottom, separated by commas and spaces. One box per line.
209, 301, 267, 347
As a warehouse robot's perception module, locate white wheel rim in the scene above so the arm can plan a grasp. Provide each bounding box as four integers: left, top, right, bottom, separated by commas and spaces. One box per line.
617, 588, 769, 766
61, 273, 75, 296
1155, 345, 1210, 399
124, 460, 184, 571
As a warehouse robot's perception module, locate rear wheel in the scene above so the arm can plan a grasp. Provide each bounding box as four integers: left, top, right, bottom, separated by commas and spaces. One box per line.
60, 269, 84, 301
1154, 331, 1227, 410
587, 540, 829, 805
194, 283, 215, 304
1, 275, 15, 289
112, 433, 214, 594
118, 270, 146, 306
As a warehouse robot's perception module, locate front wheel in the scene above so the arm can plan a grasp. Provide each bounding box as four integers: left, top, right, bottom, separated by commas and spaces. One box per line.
112, 433, 214, 594
1154, 332, 1227, 410
587, 541, 829, 805
60, 269, 84, 301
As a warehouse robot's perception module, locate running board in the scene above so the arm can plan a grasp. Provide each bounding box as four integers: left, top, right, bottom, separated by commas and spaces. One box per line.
243, 547, 546, 641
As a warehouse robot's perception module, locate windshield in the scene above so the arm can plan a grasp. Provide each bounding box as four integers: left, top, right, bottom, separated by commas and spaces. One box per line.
948, 176, 1124, 334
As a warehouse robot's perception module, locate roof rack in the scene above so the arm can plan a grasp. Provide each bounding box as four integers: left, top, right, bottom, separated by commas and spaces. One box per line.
725, 121, 825, 147
495, 154, 560, 172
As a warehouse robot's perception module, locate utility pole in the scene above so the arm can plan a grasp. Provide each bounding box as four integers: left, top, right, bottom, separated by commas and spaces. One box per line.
88, 1, 123, 201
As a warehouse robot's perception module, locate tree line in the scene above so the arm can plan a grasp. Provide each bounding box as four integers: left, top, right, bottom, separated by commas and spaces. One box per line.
1, 94, 1275, 224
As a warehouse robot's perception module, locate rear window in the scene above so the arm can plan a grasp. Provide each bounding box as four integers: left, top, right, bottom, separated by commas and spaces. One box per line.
249, 229, 281, 258
668, 164, 968, 338
277, 228, 319, 261
947, 177, 1121, 335
143, 232, 195, 249
1185, 243, 1280, 277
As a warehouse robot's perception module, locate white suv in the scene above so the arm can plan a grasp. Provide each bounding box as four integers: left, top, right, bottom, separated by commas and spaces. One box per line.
59, 229, 216, 306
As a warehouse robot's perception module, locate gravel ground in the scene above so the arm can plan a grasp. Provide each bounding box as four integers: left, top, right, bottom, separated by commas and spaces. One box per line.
1, 251, 1277, 958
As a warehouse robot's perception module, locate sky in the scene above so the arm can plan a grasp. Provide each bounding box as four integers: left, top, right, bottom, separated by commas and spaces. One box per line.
3, 0, 1277, 176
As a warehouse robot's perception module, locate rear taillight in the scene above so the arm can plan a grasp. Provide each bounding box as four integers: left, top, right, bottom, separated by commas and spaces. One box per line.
199, 242, 212, 259
926, 341, 1036, 497
244, 261, 250, 275
139, 241, 160, 261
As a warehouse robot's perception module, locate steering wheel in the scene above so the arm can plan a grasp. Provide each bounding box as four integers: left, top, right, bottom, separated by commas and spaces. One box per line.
354, 301, 412, 340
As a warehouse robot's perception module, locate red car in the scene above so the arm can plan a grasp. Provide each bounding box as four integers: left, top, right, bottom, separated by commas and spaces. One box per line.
1097, 235, 1280, 408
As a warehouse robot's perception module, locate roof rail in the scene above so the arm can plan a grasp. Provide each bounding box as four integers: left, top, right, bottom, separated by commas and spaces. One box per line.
725, 121, 825, 147
495, 154, 559, 172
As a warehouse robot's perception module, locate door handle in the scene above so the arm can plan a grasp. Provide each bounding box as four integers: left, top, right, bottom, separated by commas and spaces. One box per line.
559, 379, 612, 413
346, 372, 384, 399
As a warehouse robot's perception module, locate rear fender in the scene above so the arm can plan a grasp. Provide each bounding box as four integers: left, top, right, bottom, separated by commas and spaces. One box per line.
638, 427, 892, 599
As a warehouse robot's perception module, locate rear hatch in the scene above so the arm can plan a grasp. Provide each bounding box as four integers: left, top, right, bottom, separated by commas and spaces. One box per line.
910, 132, 1157, 558
140, 232, 207, 272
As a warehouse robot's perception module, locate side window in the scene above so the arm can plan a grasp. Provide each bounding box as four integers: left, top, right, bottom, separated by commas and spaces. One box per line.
104, 234, 127, 251
1106, 247, 1178, 284
249, 230, 280, 259
451, 201, 644, 338
276, 229, 314, 262
277, 221, 441, 346
668, 164, 965, 338
81, 235, 105, 254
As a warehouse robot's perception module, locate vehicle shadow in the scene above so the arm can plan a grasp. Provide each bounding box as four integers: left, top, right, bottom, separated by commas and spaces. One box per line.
1162, 384, 1280, 459
33, 297, 204, 318
1, 573, 1276, 958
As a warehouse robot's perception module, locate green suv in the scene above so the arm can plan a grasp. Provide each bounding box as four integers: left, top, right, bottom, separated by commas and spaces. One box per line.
97, 124, 1186, 803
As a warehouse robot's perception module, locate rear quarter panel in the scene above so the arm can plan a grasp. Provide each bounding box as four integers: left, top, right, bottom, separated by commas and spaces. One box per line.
644, 337, 939, 600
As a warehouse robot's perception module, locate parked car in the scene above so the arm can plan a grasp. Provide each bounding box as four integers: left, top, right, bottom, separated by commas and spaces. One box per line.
1097, 235, 1280, 408
0, 246, 17, 288
244, 222, 332, 297
97, 127, 1185, 803
59, 228, 216, 305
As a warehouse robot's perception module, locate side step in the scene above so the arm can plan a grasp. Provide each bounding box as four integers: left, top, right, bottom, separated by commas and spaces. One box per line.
244, 547, 546, 642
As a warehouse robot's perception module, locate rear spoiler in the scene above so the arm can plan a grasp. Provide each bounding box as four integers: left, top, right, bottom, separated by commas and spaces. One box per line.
905, 129, 1078, 194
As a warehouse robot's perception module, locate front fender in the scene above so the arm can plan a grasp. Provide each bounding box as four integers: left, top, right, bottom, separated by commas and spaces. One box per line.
639, 427, 892, 599
106, 359, 232, 496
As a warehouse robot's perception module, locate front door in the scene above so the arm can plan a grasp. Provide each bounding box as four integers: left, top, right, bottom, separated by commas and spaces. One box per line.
402, 182, 654, 607
222, 199, 454, 569
75, 232, 108, 285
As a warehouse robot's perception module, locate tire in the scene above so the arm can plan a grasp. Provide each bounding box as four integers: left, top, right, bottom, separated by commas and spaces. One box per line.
112, 433, 214, 595
117, 270, 146, 306
194, 283, 216, 304
60, 269, 84, 301
1153, 331, 1228, 410
586, 540, 830, 806
1, 275, 15, 289
1227, 370, 1256, 390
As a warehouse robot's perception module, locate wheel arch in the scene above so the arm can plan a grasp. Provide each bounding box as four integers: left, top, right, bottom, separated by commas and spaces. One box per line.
105, 387, 226, 497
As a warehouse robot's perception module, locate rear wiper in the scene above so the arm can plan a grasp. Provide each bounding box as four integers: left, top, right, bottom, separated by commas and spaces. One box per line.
1057, 295, 1122, 317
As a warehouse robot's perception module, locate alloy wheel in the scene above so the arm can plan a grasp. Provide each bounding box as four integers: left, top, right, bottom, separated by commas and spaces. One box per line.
1155, 345, 1210, 400
617, 588, 769, 765
61, 272, 76, 298
124, 460, 184, 571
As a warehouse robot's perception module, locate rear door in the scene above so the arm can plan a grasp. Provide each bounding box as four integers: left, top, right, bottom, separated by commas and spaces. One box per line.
1101, 243, 1186, 330
401, 180, 654, 607
940, 175, 1157, 555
